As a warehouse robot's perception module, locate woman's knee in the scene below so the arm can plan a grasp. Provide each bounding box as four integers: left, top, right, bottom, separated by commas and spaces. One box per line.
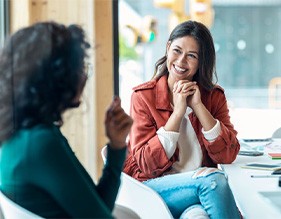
192, 167, 225, 179
192, 168, 229, 190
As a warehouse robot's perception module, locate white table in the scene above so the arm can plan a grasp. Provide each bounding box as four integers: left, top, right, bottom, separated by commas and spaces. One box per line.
220, 155, 281, 219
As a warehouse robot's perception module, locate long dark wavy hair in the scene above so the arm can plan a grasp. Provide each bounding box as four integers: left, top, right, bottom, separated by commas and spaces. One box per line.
153, 20, 217, 90
0, 21, 90, 142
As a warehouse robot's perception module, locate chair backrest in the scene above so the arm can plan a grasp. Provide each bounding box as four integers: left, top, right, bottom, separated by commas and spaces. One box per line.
101, 145, 173, 219
272, 127, 281, 138
0, 191, 43, 219
113, 204, 140, 219
0, 203, 4, 219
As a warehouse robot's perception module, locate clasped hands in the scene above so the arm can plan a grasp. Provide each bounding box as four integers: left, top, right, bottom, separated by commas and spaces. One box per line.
172, 80, 202, 114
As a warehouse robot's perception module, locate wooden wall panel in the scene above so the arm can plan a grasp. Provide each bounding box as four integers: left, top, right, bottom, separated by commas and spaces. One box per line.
9, 0, 30, 33
94, 0, 114, 179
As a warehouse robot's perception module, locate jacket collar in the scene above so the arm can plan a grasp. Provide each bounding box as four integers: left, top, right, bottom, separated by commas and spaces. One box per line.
155, 75, 173, 111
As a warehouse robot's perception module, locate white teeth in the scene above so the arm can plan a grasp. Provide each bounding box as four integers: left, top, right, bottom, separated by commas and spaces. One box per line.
174, 65, 186, 72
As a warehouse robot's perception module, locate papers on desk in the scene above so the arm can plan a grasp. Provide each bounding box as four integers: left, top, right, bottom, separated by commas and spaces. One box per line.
264, 139, 281, 160
239, 139, 281, 159
241, 162, 281, 171
268, 153, 281, 159
238, 139, 271, 156
240, 138, 273, 150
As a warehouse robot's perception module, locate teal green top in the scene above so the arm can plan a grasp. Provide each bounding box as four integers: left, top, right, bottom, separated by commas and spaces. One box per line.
0, 124, 126, 218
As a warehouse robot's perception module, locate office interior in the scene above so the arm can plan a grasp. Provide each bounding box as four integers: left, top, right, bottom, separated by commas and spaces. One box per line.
0, 0, 281, 203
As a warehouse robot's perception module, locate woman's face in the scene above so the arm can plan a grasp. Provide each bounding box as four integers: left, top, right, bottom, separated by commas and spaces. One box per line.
166, 35, 199, 84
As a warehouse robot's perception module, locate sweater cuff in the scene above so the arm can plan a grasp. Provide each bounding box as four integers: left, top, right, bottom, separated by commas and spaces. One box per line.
202, 120, 221, 142
106, 144, 127, 171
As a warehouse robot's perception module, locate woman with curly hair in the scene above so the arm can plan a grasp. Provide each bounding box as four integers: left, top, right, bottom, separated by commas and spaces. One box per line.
0, 21, 133, 218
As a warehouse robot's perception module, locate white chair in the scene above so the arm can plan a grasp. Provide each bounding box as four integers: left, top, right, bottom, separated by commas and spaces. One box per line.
0, 191, 42, 219
0, 189, 139, 219
0, 203, 5, 219
113, 204, 140, 219
101, 146, 173, 219
272, 127, 281, 138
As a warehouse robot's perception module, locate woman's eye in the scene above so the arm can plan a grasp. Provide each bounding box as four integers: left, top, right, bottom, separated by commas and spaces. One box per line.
173, 48, 181, 54
188, 54, 197, 59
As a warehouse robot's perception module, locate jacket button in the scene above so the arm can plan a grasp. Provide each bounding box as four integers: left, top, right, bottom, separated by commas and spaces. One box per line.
152, 171, 157, 176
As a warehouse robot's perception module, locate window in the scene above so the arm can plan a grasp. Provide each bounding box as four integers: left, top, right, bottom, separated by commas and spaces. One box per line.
0, 0, 9, 48
118, 0, 281, 139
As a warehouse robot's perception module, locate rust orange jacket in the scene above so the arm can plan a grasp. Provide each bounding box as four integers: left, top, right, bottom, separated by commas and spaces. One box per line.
123, 75, 240, 182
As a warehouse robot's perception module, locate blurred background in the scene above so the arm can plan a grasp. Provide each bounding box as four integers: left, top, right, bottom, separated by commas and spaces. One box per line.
1, 0, 281, 179
118, 0, 281, 139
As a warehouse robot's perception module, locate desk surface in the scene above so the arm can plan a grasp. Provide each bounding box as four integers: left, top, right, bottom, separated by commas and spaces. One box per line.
220, 155, 281, 219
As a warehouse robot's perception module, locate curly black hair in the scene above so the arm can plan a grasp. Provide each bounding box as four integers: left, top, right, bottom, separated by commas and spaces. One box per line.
0, 21, 90, 142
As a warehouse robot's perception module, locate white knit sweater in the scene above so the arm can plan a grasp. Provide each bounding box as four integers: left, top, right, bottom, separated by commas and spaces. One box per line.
157, 107, 221, 173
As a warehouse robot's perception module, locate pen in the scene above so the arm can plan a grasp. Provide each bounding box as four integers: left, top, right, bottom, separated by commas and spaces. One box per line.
251, 175, 280, 178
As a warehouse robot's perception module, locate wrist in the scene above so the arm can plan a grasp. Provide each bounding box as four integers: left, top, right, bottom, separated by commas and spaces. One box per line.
191, 102, 204, 112
109, 140, 127, 149
172, 108, 185, 118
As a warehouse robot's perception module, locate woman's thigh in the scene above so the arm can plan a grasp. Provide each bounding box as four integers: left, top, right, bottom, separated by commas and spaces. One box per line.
143, 170, 202, 218
143, 168, 239, 219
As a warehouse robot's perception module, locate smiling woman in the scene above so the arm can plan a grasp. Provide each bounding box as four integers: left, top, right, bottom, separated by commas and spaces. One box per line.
123, 20, 241, 219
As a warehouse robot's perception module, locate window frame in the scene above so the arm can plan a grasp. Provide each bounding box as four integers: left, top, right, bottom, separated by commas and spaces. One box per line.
0, 0, 10, 48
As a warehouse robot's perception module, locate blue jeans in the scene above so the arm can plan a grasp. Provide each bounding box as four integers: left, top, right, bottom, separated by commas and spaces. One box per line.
143, 168, 240, 219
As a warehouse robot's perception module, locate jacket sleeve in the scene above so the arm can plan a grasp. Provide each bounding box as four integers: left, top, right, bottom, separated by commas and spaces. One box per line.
129, 91, 177, 178
202, 89, 240, 164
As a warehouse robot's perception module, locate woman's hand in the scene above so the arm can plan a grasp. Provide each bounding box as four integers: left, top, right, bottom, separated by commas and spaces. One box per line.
164, 80, 197, 132
173, 80, 216, 132
172, 80, 197, 115
105, 96, 133, 149
185, 83, 202, 109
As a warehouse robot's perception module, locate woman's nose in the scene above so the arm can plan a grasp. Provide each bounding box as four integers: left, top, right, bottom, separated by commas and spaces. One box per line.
178, 54, 187, 64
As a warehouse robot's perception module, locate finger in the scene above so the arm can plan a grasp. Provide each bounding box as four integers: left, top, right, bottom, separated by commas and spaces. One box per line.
173, 81, 179, 92
114, 117, 133, 131
107, 97, 123, 118
174, 82, 186, 93
105, 96, 121, 125
111, 106, 126, 120
110, 96, 121, 111
105, 106, 113, 125
175, 81, 195, 93
182, 83, 197, 93
184, 89, 196, 96
112, 112, 130, 125
110, 117, 132, 134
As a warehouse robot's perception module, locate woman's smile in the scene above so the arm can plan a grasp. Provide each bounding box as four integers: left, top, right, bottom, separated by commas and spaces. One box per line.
166, 36, 199, 83
173, 64, 188, 75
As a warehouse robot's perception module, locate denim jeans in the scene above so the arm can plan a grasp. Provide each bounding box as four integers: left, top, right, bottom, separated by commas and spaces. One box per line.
143, 168, 240, 219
